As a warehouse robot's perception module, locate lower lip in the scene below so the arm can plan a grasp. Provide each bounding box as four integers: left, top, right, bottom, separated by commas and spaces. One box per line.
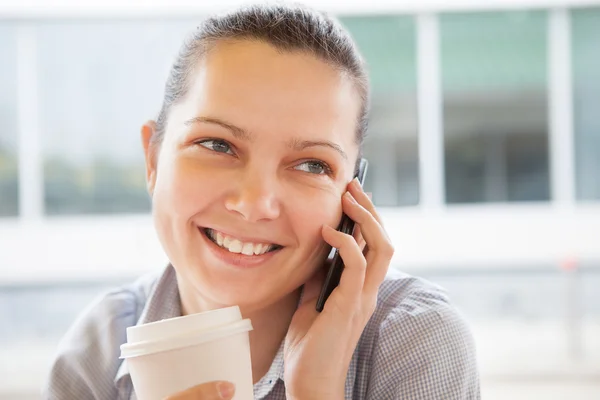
199, 228, 281, 269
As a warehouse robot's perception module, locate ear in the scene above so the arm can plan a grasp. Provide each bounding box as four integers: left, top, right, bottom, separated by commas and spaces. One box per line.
141, 120, 158, 196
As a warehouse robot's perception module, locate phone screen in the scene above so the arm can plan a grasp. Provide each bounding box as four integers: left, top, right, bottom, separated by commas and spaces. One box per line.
315, 158, 368, 312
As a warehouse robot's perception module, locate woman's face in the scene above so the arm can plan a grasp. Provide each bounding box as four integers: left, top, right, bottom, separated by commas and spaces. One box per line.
143, 40, 362, 312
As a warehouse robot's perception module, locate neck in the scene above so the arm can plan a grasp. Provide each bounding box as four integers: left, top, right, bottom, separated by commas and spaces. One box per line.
178, 281, 301, 384
244, 289, 301, 383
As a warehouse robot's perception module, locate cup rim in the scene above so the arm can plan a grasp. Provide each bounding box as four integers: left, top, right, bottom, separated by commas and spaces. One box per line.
120, 318, 252, 359
126, 306, 242, 344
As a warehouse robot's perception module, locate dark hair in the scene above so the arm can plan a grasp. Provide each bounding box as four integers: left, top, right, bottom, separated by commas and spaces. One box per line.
153, 3, 370, 158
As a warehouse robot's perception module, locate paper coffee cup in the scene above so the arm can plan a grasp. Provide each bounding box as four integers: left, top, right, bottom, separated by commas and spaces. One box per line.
120, 306, 254, 400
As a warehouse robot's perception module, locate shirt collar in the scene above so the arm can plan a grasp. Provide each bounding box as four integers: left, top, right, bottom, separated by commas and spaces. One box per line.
114, 265, 182, 386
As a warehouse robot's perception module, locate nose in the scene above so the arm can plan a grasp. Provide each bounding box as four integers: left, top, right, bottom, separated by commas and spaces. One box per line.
224, 168, 281, 222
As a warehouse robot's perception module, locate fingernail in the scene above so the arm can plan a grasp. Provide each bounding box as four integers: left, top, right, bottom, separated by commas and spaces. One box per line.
344, 191, 357, 204
217, 382, 235, 399
352, 177, 361, 189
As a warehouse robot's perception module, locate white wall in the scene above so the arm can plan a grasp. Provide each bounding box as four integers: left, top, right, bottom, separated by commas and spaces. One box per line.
1, 204, 599, 283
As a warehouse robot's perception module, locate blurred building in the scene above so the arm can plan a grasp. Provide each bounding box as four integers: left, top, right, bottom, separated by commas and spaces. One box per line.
0, 0, 599, 399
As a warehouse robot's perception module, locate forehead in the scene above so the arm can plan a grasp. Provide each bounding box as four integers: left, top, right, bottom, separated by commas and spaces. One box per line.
174, 40, 361, 152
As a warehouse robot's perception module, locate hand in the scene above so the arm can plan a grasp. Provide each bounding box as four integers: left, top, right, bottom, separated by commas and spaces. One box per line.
164, 381, 235, 400
283, 179, 394, 400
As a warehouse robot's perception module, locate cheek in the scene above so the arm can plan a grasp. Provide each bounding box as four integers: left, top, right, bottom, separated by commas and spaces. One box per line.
287, 187, 342, 244
153, 154, 220, 219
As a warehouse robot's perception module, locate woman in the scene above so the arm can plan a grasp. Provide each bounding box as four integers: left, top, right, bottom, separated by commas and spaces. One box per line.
43, 4, 480, 400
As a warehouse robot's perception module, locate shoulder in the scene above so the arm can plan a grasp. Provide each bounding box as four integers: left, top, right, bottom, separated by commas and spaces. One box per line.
363, 270, 480, 399
375, 270, 465, 331
42, 270, 161, 400
371, 270, 475, 359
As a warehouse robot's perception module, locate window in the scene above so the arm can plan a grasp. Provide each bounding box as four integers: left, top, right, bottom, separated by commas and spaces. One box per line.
340, 16, 418, 206
37, 20, 199, 215
0, 23, 19, 217
441, 11, 550, 204
572, 8, 600, 201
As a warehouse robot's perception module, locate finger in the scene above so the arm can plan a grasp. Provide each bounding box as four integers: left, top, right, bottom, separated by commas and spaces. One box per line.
348, 179, 385, 228
322, 225, 366, 305
348, 184, 391, 261
341, 192, 394, 297
352, 224, 367, 252
348, 184, 393, 293
164, 381, 235, 400
342, 191, 390, 255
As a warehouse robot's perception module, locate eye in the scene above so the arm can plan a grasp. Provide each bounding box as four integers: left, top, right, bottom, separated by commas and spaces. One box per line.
196, 139, 234, 155
295, 160, 332, 175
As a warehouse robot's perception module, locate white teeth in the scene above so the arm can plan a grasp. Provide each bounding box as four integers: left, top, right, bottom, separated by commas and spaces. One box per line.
206, 229, 277, 256
228, 239, 243, 253
241, 243, 254, 256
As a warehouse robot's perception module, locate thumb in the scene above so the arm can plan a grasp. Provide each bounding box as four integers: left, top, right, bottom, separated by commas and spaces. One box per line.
164, 381, 235, 400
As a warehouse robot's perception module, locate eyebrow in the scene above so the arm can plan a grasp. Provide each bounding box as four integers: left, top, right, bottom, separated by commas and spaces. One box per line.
287, 138, 348, 160
184, 116, 252, 141
185, 116, 348, 160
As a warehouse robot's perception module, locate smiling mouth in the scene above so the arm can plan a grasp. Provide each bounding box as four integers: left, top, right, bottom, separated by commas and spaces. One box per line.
202, 228, 283, 256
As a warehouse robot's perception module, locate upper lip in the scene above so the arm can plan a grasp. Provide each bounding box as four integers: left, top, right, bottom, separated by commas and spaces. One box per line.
201, 226, 285, 247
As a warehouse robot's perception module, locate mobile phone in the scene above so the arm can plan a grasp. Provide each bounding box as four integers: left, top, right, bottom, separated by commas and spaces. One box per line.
315, 158, 368, 312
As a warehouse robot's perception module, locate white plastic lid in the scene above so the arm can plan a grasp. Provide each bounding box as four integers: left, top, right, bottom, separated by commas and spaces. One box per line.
120, 318, 253, 359
126, 305, 242, 344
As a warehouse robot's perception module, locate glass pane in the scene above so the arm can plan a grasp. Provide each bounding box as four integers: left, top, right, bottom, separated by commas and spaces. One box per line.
572, 8, 600, 201
38, 20, 199, 215
441, 11, 550, 204
340, 16, 418, 206
0, 23, 19, 217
